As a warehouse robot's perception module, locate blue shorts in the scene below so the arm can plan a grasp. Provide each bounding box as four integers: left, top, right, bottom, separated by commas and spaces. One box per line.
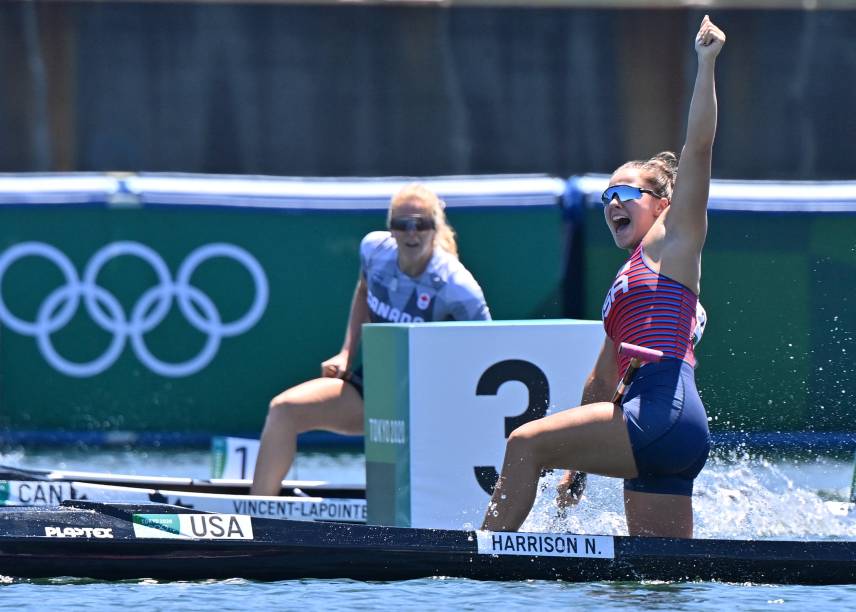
346, 365, 364, 398
621, 358, 710, 496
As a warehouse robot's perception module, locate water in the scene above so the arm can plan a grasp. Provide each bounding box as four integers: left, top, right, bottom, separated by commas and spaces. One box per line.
3, 578, 854, 611
0, 447, 366, 483
1, 447, 854, 609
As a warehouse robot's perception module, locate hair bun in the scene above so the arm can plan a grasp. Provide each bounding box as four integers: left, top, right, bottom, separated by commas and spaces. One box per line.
651, 151, 678, 171
613, 151, 678, 199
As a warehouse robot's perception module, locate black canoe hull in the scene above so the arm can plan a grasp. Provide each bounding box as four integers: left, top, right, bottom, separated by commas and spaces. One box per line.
0, 540, 850, 585
0, 502, 853, 585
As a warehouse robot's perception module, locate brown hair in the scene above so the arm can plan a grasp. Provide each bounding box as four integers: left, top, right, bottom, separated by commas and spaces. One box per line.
614, 151, 679, 200
388, 183, 458, 257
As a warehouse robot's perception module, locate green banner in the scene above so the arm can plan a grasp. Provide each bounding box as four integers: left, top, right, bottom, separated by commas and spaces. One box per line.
0, 175, 564, 437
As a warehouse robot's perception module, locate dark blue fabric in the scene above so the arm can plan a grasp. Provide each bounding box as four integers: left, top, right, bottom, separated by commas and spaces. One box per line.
347, 365, 364, 398
621, 359, 710, 496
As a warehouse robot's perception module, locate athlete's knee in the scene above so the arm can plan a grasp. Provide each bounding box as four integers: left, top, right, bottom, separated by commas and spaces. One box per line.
506, 423, 545, 458
510, 420, 568, 470
271, 380, 311, 409
266, 391, 302, 424
268, 395, 287, 414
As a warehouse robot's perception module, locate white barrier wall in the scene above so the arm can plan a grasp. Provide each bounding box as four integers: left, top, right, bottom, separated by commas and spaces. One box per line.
363, 320, 604, 529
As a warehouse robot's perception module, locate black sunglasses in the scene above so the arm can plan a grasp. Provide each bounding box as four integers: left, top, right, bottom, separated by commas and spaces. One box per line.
601, 184, 660, 206
389, 215, 436, 232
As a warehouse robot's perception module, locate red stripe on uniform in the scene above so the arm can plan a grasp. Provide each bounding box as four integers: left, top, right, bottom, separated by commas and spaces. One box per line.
602, 245, 698, 374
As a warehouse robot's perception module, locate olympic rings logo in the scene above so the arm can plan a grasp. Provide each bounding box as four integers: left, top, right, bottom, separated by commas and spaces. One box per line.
0, 241, 268, 378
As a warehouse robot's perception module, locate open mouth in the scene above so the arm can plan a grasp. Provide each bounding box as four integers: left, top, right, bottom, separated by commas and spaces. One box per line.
611, 214, 631, 233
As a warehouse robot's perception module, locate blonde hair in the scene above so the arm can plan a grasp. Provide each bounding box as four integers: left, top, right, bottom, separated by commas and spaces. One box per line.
614, 151, 679, 200
388, 183, 458, 257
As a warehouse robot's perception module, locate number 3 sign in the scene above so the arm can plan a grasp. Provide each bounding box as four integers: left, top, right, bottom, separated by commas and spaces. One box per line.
363, 320, 604, 529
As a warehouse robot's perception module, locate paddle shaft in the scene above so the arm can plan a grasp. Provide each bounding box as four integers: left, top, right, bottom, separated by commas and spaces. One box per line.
611, 343, 664, 406
611, 357, 644, 406
851, 449, 856, 504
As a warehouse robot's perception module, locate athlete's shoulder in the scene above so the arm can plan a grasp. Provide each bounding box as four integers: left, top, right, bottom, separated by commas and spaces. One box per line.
432, 252, 490, 317
360, 231, 396, 269
360, 230, 395, 253
430, 248, 470, 283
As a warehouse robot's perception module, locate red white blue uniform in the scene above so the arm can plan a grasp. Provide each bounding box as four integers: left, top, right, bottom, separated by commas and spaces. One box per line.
602, 244, 698, 373
602, 244, 710, 496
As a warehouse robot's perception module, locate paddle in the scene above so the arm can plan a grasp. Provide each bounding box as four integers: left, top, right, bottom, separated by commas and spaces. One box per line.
611, 342, 665, 405
850, 450, 856, 504
559, 342, 664, 506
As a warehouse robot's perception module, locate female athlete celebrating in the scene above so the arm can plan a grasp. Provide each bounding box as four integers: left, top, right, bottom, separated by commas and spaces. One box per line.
482, 15, 725, 538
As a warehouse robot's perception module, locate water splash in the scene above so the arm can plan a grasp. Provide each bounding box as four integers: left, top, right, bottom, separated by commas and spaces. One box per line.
693, 453, 855, 539
522, 454, 855, 540
0, 450, 25, 467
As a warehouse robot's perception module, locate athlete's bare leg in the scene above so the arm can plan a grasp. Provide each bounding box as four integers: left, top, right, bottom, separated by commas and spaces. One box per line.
625, 491, 694, 538
481, 401, 637, 532
250, 378, 363, 496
